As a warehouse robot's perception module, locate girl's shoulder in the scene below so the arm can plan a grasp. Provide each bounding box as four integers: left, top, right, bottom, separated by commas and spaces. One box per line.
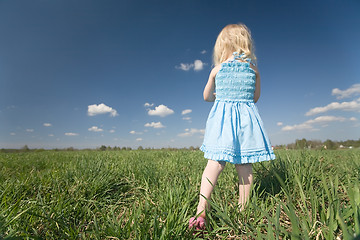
210, 64, 221, 78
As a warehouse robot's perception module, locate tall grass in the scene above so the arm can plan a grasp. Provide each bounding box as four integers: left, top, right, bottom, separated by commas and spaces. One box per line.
0, 149, 359, 239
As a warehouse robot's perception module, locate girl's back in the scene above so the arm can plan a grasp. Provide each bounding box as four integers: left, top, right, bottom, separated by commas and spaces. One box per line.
215, 53, 256, 102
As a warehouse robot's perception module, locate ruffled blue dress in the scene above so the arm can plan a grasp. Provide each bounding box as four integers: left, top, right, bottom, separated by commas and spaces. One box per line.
200, 52, 276, 164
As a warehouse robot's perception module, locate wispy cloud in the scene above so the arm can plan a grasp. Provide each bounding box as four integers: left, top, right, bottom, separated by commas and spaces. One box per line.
130, 130, 143, 135
181, 109, 192, 115
176, 63, 192, 71
144, 102, 154, 107
147, 104, 174, 117
178, 128, 205, 137
26, 129, 34, 132
144, 122, 165, 128
136, 138, 143, 141
88, 126, 103, 132
43, 123, 52, 127
181, 109, 192, 122
201, 50, 207, 54
332, 83, 360, 99
176, 60, 205, 71
6, 105, 16, 109
88, 103, 118, 117
305, 98, 360, 116
65, 132, 79, 136
281, 115, 351, 131
281, 84, 359, 134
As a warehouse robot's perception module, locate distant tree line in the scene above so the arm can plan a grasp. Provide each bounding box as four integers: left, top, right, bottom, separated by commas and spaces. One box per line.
98, 145, 200, 151
2, 140, 359, 153
274, 138, 360, 150
0, 145, 200, 153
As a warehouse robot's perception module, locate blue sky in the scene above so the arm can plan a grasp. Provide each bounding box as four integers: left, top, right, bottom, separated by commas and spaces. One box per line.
1, 0, 359, 149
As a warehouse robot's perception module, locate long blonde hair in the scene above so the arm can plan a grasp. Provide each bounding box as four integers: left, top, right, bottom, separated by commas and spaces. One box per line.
213, 23, 256, 66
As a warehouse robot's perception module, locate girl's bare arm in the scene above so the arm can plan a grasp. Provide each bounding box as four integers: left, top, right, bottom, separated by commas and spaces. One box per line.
203, 65, 220, 102
252, 65, 261, 103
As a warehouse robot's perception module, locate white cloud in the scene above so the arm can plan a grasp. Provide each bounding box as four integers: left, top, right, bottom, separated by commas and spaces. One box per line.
26, 129, 34, 132
282, 115, 349, 131
277, 122, 283, 126
136, 138, 143, 141
201, 50, 207, 54
176, 60, 206, 71
144, 102, 154, 107
144, 122, 165, 128
88, 126, 103, 132
305, 98, 360, 116
109, 129, 115, 133
147, 104, 174, 117
182, 116, 191, 121
350, 117, 357, 121
176, 63, 192, 71
65, 132, 79, 136
281, 123, 314, 132
307, 116, 346, 124
48, 134, 54, 137
181, 109, 192, 115
10, 132, 16, 136
130, 130, 143, 135
194, 60, 204, 71
43, 123, 52, 127
178, 128, 205, 137
88, 103, 118, 117
332, 84, 360, 99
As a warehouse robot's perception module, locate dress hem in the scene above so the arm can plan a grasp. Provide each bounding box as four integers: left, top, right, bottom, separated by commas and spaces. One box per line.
200, 145, 275, 164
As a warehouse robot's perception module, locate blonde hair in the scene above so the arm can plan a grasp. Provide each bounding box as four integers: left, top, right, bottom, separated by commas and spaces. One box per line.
213, 23, 256, 66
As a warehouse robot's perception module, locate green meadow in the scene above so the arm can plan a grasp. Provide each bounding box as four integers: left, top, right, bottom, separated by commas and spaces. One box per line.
0, 149, 359, 239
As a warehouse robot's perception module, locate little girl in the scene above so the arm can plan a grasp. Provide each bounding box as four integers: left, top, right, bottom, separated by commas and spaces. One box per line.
189, 23, 276, 230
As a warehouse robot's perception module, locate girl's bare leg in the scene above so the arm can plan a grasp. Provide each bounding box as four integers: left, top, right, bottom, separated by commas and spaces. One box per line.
196, 160, 226, 217
235, 163, 253, 211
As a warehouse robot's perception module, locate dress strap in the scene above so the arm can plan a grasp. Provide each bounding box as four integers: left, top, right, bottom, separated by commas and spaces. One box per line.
232, 52, 256, 66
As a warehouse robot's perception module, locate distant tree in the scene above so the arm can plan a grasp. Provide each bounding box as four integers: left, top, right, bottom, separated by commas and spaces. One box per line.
324, 139, 337, 150
99, 145, 107, 151
307, 140, 322, 149
295, 138, 308, 149
286, 143, 296, 149
22, 145, 30, 152
137, 146, 143, 150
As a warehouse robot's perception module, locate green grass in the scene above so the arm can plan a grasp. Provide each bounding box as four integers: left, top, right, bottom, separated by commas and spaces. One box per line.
0, 149, 359, 239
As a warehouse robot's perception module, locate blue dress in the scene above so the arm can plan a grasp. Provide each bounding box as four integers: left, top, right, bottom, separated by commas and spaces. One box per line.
200, 52, 276, 164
